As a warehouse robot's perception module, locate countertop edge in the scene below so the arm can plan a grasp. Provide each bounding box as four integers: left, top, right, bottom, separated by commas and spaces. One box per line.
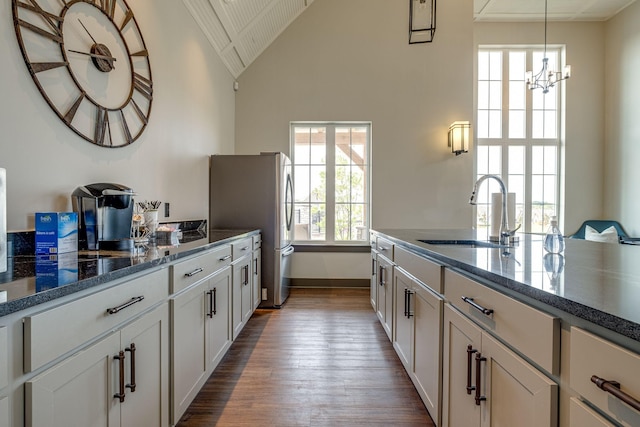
0, 229, 260, 317
373, 230, 640, 343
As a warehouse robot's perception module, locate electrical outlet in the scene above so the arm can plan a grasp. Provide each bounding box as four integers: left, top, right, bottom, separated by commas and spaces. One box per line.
261, 288, 267, 300
164, 202, 170, 218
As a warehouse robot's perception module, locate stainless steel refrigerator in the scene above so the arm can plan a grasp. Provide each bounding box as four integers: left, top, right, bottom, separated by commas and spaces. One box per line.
209, 152, 294, 308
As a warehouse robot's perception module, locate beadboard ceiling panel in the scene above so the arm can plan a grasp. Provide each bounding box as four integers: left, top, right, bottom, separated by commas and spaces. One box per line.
183, 0, 635, 78
182, 0, 313, 78
475, 0, 637, 21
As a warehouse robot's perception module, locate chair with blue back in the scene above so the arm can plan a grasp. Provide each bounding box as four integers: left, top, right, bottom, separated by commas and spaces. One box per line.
569, 220, 628, 240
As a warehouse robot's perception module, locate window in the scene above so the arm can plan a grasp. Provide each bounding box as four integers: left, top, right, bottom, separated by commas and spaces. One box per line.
476, 47, 564, 234
291, 123, 371, 243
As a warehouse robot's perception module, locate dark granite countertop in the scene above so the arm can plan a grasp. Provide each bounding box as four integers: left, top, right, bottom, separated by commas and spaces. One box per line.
0, 228, 260, 317
373, 229, 640, 343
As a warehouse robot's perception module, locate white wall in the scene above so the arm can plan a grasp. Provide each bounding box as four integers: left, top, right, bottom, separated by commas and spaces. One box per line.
0, 0, 235, 231
474, 21, 606, 235
604, 0, 640, 236
235, 0, 475, 231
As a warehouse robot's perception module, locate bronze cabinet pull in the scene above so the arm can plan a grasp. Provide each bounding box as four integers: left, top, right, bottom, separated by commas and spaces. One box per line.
254, 258, 258, 275
243, 265, 250, 285
475, 352, 487, 405
466, 345, 478, 394
114, 351, 126, 402
125, 343, 137, 393
371, 258, 377, 276
379, 265, 386, 287
184, 267, 204, 277
206, 290, 214, 318
461, 296, 494, 316
405, 289, 414, 318
106, 296, 145, 315
591, 375, 640, 412
213, 288, 217, 315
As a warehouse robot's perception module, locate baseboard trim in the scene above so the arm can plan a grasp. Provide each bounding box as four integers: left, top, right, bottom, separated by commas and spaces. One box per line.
290, 278, 369, 288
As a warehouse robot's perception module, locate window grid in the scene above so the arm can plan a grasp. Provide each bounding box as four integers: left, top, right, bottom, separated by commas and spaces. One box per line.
476, 47, 563, 234
291, 123, 371, 243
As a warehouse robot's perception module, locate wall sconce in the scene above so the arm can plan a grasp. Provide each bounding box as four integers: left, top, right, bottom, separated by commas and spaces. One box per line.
448, 121, 470, 155
409, 0, 436, 44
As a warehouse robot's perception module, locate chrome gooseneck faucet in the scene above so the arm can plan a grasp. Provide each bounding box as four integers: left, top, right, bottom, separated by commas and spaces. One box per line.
469, 174, 519, 246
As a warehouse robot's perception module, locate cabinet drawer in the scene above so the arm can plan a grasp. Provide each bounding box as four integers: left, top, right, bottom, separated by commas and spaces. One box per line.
253, 235, 262, 250
171, 245, 231, 293
24, 268, 168, 373
570, 397, 615, 427
444, 269, 559, 375
570, 327, 640, 426
232, 238, 253, 261
376, 237, 395, 260
395, 246, 442, 294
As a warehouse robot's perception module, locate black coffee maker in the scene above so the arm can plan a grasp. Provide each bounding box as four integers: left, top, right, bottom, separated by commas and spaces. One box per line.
72, 183, 135, 250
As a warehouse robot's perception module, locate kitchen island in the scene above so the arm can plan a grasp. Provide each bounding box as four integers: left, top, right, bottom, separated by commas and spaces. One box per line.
372, 229, 640, 427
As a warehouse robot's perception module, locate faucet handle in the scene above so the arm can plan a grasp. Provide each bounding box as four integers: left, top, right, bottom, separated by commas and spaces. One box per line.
501, 224, 521, 242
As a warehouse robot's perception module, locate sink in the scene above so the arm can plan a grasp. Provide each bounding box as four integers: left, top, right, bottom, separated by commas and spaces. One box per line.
418, 239, 506, 249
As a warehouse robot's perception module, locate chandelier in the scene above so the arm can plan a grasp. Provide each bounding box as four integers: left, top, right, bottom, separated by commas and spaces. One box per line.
525, 0, 571, 94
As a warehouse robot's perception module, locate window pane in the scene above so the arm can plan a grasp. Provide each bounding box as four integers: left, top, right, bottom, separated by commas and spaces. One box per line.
532, 111, 543, 139
544, 146, 557, 174
477, 110, 489, 139
508, 146, 525, 175
294, 127, 311, 164
544, 175, 556, 204
310, 204, 326, 240
477, 146, 489, 174
489, 51, 502, 80
478, 51, 489, 80
310, 166, 325, 202
544, 110, 557, 139
487, 146, 502, 174
509, 81, 525, 110
532, 146, 544, 174
488, 111, 502, 138
489, 82, 502, 110
509, 110, 525, 139
294, 204, 310, 240
478, 81, 489, 110
294, 165, 309, 203
509, 51, 526, 82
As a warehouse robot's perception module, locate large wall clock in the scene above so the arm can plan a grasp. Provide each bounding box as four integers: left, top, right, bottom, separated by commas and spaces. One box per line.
12, 0, 153, 147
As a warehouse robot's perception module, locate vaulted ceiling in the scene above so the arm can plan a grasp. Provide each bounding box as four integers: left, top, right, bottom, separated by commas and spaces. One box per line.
182, 0, 637, 78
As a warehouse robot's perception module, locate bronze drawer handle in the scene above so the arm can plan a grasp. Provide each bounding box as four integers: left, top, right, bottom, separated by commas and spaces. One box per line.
462, 296, 494, 316
106, 296, 144, 315
219, 255, 232, 261
475, 352, 487, 405
184, 267, 204, 277
114, 351, 126, 402
466, 345, 477, 395
125, 343, 136, 393
591, 375, 640, 412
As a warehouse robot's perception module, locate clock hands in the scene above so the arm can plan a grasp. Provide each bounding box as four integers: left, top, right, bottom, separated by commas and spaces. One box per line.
68, 49, 117, 62
75, 19, 116, 72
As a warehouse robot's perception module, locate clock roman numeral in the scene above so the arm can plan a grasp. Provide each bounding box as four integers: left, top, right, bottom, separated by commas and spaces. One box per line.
129, 99, 148, 125
120, 110, 133, 145
120, 10, 133, 31
16, 0, 64, 44
132, 73, 153, 100
64, 93, 85, 125
131, 50, 148, 57
30, 62, 67, 73
99, 0, 117, 20
95, 107, 111, 146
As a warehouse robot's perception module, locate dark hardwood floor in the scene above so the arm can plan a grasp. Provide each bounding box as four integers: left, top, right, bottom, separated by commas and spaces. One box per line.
177, 288, 436, 427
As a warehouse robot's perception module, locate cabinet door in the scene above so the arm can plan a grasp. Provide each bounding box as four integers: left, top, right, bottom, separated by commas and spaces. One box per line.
370, 249, 378, 311
376, 255, 393, 341
480, 332, 558, 427
26, 333, 121, 427
119, 304, 168, 427
442, 304, 482, 427
393, 268, 412, 370
241, 261, 253, 324
207, 267, 232, 369
232, 257, 251, 339
171, 278, 209, 423
413, 282, 443, 426
252, 249, 262, 309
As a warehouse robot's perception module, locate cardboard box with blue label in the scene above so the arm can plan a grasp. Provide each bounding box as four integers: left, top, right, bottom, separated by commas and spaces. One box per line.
35, 212, 78, 254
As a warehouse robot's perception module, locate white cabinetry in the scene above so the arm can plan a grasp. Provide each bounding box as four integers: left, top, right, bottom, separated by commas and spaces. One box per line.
442, 304, 557, 427
569, 327, 640, 427
376, 253, 394, 341
369, 232, 378, 311
393, 266, 443, 425
26, 302, 168, 427
232, 237, 253, 340
252, 237, 262, 310
171, 265, 231, 424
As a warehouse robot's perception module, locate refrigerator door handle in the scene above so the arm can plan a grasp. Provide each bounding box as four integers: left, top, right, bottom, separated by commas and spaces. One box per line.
285, 173, 293, 232
282, 246, 295, 257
